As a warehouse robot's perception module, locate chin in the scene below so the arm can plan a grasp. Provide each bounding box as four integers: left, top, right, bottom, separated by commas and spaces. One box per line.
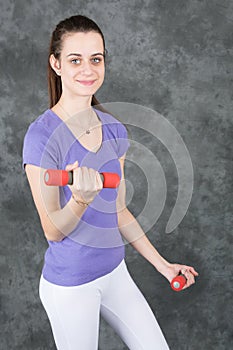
78, 85, 103, 95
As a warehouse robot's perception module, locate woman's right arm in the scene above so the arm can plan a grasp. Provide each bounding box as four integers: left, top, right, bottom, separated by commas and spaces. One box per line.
25, 162, 103, 242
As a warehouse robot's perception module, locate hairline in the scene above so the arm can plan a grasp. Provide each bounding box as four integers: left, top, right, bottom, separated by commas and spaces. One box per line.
57, 30, 105, 58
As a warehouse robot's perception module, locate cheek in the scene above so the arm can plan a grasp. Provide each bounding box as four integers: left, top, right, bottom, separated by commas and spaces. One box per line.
61, 65, 73, 77
99, 66, 105, 78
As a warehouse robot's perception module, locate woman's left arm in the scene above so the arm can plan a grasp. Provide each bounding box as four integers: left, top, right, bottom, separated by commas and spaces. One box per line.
117, 154, 199, 289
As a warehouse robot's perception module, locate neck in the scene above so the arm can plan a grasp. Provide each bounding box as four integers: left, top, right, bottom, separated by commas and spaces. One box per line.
54, 94, 100, 132
59, 93, 93, 116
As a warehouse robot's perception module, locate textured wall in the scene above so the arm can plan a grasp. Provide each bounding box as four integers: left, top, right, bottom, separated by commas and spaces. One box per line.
0, 0, 232, 349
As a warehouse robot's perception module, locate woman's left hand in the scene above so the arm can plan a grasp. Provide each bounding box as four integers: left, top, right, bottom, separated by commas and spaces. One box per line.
161, 263, 199, 290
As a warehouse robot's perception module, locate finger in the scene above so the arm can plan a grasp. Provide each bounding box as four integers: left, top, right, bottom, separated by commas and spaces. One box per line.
76, 166, 83, 191
95, 171, 103, 191
187, 272, 195, 285
80, 167, 92, 200
65, 160, 79, 172
182, 271, 196, 290
181, 265, 199, 277
83, 167, 92, 191
183, 266, 199, 278
73, 167, 88, 202
181, 267, 188, 275
85, 168, 100, 192
189, 267, 199, 276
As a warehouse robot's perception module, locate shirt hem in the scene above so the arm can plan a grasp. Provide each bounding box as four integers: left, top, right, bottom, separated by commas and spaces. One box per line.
41, 257, 125, 287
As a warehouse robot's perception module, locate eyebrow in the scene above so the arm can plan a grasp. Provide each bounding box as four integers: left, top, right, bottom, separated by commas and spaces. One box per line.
67, 52, 104, 57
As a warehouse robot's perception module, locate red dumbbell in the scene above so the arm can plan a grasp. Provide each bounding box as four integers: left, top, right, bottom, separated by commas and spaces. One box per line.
44, 169, 120, 188
170, 273, 187, 292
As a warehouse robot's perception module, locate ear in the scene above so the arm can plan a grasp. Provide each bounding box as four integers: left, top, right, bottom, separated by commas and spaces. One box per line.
49, 54, 61, 76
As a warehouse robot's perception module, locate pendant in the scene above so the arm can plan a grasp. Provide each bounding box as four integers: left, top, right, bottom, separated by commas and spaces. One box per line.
86, 129, 91, 134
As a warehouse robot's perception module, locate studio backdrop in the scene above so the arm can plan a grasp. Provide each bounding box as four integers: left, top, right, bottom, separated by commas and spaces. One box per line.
0, 0, 232, 349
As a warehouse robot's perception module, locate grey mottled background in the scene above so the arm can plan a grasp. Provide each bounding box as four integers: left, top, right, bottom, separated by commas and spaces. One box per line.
0, 0, 232, 349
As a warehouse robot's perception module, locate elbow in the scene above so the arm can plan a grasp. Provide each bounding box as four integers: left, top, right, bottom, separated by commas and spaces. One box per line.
117, 207, 130, 226
44, 232, 65, 242
41, 219, 65, 242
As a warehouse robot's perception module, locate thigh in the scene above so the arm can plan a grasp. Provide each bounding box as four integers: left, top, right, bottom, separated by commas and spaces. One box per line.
100, 262, 170, 350
39, 275, 101, 350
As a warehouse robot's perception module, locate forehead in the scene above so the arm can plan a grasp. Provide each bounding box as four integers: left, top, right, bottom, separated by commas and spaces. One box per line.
61, 31, 104, 55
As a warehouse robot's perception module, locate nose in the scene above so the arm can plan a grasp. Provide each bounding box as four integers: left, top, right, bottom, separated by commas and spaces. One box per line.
80, 59, 93, 75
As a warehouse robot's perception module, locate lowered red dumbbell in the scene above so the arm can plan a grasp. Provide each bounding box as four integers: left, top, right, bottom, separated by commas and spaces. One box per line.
170, 273, 187, 292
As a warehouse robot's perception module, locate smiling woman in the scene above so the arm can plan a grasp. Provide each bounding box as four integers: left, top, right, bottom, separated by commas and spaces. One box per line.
22, 14, 197, 350
47, 15, 107, 109
49, 31, 105, 107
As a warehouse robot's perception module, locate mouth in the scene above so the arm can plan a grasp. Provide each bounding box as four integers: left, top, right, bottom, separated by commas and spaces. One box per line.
77, 80, 96, 86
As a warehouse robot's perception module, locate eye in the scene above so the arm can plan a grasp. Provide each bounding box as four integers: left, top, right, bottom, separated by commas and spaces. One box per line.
71, 58, 81, 65
91, 57, 102, 64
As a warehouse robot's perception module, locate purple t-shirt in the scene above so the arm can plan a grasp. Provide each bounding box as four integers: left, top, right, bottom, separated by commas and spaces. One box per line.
22, 108, 130, 286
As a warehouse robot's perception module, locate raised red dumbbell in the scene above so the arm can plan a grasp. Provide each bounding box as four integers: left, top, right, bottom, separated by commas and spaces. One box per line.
44, 169, 120, 188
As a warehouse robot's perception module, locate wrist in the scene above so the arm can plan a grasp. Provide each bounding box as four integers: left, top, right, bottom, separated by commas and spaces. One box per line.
155, 259, 172, 275
71, 194, 89, 208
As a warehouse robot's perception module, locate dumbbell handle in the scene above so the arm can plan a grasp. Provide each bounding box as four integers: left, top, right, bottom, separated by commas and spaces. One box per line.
170, 273, 187, 292
44, 169, 120, 188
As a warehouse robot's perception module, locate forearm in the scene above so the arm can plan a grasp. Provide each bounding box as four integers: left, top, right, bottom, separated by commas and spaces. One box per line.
118, 208, 171, 273
42, 196, 87, 241
26, 164, 102, 242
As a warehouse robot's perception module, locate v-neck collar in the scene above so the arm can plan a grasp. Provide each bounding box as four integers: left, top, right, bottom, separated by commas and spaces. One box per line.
49, 107, 104, 154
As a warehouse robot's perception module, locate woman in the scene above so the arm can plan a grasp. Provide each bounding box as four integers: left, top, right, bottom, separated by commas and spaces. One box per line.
23, 15, 198, 350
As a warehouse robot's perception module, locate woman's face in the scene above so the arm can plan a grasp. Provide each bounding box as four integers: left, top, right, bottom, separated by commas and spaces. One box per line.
52, 31, 105, 99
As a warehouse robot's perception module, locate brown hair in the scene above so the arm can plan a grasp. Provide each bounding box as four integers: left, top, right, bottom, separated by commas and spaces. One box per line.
47, 15, 106, 108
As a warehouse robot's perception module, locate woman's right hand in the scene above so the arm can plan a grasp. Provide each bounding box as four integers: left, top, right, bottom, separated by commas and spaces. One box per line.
65, 161, 103, 205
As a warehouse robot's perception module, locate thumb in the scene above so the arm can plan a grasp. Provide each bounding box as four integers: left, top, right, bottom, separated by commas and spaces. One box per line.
65, 160, 79, 172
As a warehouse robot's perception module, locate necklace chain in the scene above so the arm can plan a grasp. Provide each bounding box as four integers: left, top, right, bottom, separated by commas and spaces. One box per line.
58, 102, 95, 135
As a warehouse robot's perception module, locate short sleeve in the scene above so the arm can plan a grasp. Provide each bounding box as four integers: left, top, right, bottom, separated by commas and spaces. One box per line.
116, 122, 130, 158
22, 122, 58, 170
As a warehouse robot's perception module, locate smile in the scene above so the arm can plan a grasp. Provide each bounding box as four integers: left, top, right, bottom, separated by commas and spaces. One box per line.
77, 80, 96, 86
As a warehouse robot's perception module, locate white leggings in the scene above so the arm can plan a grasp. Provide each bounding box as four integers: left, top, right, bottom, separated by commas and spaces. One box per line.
39, 260, 170, 350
